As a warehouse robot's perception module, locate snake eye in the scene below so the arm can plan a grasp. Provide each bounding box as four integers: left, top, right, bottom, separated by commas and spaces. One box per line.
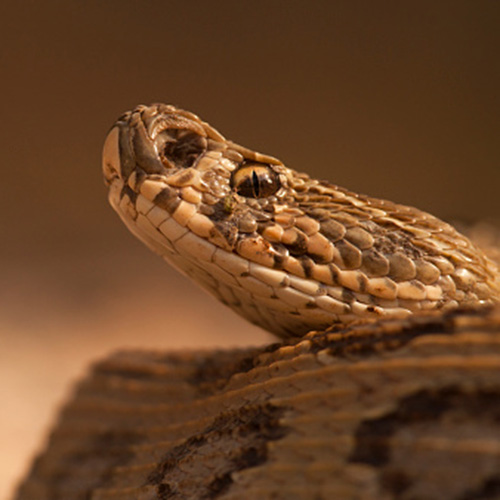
231, 163, 281, 198
161, 130, 207, 168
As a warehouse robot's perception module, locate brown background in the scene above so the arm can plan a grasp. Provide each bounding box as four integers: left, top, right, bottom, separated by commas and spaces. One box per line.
1, 1, 499, 498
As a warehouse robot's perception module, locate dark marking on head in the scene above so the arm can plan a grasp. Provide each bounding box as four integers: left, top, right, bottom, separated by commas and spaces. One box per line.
328, 264, 341, 285
117, 123, 136, 180
308, 249, 332, 265
361, 248, 390, 277
211, 197, 237, 221
299, 256, 315, 278
120, 184, 137, 204
132, 120, 166, 174
210, 221, 239, 249
283, 230, 308, 256
153, 186, 181, 214
133, 168, 148, 188
336, 239, 363, 269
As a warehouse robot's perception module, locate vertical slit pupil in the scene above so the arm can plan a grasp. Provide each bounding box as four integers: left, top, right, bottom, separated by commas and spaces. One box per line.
252, 170, 260, 197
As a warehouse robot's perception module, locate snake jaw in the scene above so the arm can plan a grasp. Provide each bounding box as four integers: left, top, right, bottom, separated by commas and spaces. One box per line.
103, 104, 500, 338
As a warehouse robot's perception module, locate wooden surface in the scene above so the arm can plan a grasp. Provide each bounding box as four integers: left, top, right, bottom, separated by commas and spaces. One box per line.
16, 308, 500, 499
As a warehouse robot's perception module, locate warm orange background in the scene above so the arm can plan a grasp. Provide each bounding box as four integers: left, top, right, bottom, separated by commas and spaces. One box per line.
1, 2, 499, 498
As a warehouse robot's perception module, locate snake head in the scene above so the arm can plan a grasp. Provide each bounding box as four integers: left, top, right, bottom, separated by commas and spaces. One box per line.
102, 104, 295, 255
103, 104, 500, 338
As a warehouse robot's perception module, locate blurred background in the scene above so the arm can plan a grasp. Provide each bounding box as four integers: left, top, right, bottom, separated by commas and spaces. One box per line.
1, 1, 499, 498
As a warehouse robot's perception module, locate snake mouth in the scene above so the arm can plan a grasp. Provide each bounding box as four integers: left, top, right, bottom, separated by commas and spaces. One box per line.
102, 126, 121, 187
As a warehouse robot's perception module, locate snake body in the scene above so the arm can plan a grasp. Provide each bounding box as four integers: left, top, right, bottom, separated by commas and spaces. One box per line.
16, 105, 500, 499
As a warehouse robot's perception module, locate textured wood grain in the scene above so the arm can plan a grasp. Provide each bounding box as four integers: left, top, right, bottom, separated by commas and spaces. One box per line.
16, 308, 500, 499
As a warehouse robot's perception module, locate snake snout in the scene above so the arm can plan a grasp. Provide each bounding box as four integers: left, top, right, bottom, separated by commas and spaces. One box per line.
102, 126, 121, 186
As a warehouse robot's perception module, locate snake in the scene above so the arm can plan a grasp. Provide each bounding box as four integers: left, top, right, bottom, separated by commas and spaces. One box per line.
16, 104, 500, 499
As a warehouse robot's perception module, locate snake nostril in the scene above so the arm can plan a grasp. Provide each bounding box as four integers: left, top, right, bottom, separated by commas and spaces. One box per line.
160, 130, 207, 169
